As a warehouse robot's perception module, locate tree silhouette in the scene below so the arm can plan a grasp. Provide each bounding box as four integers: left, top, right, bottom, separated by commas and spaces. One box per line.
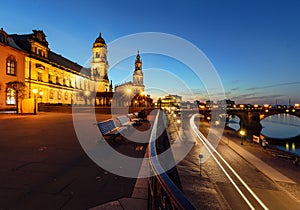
6, 81, 26, 114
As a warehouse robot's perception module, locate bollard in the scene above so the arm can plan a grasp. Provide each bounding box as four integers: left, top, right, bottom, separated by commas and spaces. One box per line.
199, 154, 203, 176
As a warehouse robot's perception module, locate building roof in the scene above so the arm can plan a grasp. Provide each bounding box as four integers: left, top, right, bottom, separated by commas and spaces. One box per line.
10, 30, 91, 76
48, 51, 89, 75
0, 28, 24, 52
93, 33, 106, 48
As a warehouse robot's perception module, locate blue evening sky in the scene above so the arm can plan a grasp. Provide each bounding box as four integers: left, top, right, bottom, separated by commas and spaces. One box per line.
1, 0, 300, 104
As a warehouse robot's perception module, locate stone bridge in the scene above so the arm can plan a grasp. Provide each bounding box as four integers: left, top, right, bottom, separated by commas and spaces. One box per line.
197, 108, 300, 137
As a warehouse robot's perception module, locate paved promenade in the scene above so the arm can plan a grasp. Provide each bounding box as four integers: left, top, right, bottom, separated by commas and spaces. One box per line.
0, 112, 150, 210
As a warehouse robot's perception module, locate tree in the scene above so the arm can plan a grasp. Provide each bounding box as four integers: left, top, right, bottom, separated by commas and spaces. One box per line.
6, 81, 26, 114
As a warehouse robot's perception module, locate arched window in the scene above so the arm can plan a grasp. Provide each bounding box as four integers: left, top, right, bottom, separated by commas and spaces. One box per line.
64, 92, 68, 101
6, 56, 16, 75
58, 91, 62, 100
6, 88, 16, 105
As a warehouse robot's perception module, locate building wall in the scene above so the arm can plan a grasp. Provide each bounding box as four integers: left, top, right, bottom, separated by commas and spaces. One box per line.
0, 42, 26, 110
24, 57, 95, 106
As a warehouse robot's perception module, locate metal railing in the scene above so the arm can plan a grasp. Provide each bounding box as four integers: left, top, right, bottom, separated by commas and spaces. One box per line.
148, 110, 196, 210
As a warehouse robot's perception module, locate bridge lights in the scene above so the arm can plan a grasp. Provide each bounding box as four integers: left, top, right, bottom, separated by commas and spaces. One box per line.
239, 129, 246, 145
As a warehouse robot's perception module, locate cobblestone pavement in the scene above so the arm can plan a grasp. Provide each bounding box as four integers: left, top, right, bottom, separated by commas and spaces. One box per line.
167, 114, 226, 209
0, 112, 150, 210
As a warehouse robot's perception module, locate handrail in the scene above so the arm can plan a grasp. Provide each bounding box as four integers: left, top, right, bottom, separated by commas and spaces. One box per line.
148, 110, 196, 210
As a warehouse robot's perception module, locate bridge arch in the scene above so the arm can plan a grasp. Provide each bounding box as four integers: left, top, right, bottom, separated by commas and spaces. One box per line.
259, 109, 300, 120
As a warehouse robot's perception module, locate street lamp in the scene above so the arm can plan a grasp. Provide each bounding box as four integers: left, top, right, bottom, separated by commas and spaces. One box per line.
126, 88, 132, 106
239, 129, 246, 145
84, 90, 90, 105
39, 91, 43, 103
33, 88, 38, 115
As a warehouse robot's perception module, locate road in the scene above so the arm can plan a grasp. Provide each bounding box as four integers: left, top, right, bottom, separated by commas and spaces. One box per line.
193, 115, 300, 210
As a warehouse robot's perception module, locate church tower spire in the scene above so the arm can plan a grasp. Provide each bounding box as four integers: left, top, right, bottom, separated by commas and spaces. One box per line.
133, 50, 143, 86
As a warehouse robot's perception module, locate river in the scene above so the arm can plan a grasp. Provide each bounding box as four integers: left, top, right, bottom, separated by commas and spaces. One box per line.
228, 113, 300, 155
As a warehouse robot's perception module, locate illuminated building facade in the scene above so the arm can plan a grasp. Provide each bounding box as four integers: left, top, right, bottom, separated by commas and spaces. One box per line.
114, 52, 152, 107
9, 30, 112, 107
158, 94, 182, 111
115, 51, 145, 95
0, 28, 26, 110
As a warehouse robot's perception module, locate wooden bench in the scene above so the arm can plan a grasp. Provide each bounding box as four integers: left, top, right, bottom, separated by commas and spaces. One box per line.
96, 119, 126, 142
128, 113, 142, 125
117, 115, 136, 127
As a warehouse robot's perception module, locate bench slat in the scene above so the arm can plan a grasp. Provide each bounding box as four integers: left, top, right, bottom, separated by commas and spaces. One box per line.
97, 119, 126, 138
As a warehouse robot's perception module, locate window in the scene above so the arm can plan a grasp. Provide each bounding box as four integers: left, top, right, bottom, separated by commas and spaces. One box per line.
58, 91, 62, 100
64, 92, 68, 100
56, 75, 60, 85
0, 33, 4, 43
63, 78, 67, 86
95, 52, 100, 58
37, 72, 43, 82
6, 88, 15, 105
49, 90, 54, 99
48, 74, 53, 83
6, 57, 16, 75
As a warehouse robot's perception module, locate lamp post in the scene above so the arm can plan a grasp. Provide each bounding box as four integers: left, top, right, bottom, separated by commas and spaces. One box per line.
126, 88, 132, 107
84, 90, 90, 105
239, 129, 246, 145
39, 91, 43, 103
32, 89, 38, 115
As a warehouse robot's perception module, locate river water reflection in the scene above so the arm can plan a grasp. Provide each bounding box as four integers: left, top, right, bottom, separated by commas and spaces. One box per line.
261, 114, 300, 139
228, 113, 300, 155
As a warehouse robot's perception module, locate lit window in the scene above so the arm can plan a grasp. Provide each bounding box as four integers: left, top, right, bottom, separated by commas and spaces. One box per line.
6, 88, 15, 105
6, 57, 16, 75
58, 91, 62, 100
65, 92, 68, 100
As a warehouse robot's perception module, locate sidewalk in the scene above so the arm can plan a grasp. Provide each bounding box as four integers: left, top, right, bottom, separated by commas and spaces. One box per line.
89, 151, 149, 210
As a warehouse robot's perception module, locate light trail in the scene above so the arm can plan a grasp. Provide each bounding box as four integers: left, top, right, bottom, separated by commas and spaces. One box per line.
190, 114, 269, 210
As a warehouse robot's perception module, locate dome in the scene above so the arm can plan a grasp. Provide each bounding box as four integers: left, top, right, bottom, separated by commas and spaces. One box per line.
93, 33, 106, 47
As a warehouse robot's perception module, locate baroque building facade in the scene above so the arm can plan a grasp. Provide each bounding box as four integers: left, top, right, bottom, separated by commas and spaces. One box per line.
0, 28, 26, 110
114, 52, 152, 107
115, 51, 145, 95
0, 28, 153, 111
0, 29, 113, 111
